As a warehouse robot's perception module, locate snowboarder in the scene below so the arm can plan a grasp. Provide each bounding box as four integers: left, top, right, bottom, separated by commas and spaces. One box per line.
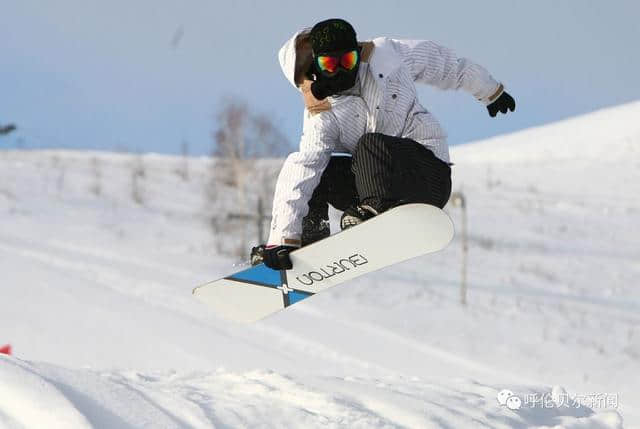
254, 18, 515, 270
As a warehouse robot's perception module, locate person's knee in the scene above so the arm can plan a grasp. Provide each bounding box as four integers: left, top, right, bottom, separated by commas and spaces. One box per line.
356, 132, 385, 148
354, 133, 388, 162
324, 155, 352, 176
438, 177, 453, 209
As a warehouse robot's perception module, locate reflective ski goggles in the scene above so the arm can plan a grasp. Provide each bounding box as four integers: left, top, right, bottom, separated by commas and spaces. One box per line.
315, 49, 360, 76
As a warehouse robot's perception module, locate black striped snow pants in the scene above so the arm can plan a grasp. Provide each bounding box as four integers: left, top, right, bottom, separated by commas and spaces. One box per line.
301, 132, 452, 245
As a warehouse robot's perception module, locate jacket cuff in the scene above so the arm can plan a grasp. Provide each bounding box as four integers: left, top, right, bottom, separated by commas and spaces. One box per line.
283, 238, 301, 247
266, 230, 302, 247
479, 83, 504, 105
267, 237, 302, 247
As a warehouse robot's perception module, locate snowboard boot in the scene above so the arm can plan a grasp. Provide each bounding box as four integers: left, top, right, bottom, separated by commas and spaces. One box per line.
250, 244, 266, 266
340, 199, 401, 230
340, 204, 379, 230
301, 216, 330, 246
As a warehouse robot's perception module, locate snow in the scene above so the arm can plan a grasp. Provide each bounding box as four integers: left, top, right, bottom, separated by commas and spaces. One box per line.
0, 356, 625, 429
1, 101, 639, 428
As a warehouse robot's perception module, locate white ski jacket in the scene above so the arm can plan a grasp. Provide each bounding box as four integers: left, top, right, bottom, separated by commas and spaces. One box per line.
268, 29, 503, 246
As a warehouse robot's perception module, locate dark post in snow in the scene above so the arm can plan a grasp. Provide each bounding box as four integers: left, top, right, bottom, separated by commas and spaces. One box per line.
450, 191, 468, 306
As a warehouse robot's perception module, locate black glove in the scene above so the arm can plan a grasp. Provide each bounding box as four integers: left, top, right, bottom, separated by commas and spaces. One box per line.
250, 244, 266, 266
251, 244, 296, 270
487, 91, 515, 117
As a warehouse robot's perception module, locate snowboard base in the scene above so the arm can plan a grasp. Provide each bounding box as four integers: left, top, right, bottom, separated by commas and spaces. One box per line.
193, 204, 454, 322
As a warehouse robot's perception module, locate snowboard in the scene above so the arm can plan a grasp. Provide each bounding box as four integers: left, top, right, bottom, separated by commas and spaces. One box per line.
193, 204, 454, 323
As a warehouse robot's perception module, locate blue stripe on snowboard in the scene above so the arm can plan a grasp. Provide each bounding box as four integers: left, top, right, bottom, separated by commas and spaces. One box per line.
228, 264, 282, 287
286, 290, 313, 305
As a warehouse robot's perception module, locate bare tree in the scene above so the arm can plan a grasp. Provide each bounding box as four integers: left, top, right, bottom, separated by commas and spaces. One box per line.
212, 98, 292, 187
212, 100, 250, 189
208, 98, 291, 257
250, 113, 291, 158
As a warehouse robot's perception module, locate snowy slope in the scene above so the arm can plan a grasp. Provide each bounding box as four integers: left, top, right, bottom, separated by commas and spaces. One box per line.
1, 101, 639, 428
0, 355, 623, 429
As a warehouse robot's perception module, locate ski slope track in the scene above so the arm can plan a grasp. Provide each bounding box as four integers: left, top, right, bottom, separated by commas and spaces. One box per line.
1, 101, 639, 428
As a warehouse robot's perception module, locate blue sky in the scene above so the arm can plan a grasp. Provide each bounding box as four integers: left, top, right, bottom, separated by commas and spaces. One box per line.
1, 0, 639, 155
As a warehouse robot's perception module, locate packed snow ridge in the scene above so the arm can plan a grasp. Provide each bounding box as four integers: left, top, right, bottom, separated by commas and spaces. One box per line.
1, 101, 639, 428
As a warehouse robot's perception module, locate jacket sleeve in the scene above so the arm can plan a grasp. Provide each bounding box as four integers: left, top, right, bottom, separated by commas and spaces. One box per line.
267, 110, 339, 246
389, 38, 503, 105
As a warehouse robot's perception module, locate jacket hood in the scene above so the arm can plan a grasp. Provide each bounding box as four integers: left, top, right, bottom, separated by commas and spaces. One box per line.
278, 28, 311, 91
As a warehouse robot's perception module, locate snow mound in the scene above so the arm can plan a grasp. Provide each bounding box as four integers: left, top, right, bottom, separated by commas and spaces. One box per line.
0, 356, 91, 428
451, 100, 640, 163
0, 355, 623, 429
